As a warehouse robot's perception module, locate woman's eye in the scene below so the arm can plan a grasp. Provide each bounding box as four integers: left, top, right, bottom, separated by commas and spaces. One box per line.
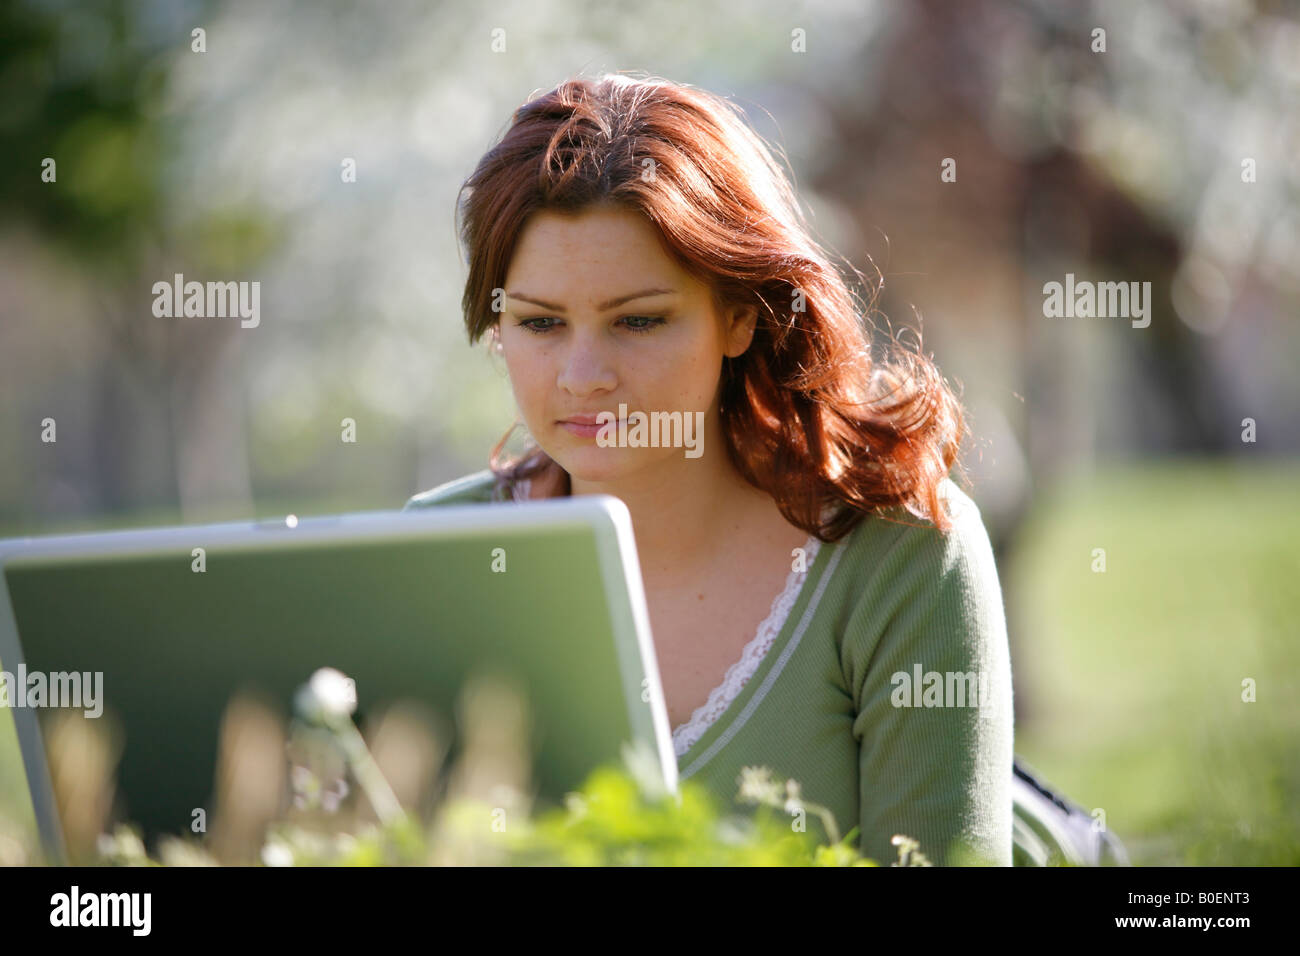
620, 315, 665, 333
518, 316, 665, 335
519, 317, 558, 334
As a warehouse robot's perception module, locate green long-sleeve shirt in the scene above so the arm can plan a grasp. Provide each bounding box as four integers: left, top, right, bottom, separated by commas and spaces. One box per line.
402, 469, 1014, 866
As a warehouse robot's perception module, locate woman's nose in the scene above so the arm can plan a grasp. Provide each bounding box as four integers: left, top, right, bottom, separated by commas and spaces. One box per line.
557, 336, 617, 395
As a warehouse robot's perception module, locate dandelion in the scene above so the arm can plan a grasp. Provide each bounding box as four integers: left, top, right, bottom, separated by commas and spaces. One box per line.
292, 667, 403, 825
261, 841, 294, 867
293, 667, 357, 726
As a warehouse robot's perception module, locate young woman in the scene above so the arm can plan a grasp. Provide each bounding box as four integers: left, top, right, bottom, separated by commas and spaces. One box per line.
406, 72, 1015, 866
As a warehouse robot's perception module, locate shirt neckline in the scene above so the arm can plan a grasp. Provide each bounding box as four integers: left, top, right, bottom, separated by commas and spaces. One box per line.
512, 474, 840, 768
669, 534, 822, 757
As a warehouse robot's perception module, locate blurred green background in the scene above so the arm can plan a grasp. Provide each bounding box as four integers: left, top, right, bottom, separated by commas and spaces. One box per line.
1007, 460, 1300, 865
2, 0, 1297, 864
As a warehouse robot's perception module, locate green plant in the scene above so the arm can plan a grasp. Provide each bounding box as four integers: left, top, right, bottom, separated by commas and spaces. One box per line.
90, 667, 924, 867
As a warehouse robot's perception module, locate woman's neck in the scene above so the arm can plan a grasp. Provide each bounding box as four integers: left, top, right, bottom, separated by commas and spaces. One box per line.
568, 457, 779, 585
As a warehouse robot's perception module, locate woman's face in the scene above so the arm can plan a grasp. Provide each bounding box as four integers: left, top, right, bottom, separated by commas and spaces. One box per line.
498, 204, 756, 485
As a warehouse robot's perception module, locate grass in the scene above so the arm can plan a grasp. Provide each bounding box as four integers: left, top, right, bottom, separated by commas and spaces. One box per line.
0, 493, 397, 540
1006, 457, 1300, 865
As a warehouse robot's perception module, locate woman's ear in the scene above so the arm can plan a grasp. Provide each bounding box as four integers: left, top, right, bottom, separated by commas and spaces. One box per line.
723, 303, 759, 358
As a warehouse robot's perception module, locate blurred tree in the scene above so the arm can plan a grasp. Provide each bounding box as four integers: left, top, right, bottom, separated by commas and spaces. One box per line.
0, 0, 180, 263
0, 0, 279, 521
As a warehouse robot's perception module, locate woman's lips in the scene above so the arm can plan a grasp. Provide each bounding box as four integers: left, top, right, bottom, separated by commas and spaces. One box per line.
558, 419, 618, 438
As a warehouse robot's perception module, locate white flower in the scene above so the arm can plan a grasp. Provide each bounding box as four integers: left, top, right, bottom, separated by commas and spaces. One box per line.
736, 766, 783, 806
294, 667, 357, 724
261, 841, 294, 867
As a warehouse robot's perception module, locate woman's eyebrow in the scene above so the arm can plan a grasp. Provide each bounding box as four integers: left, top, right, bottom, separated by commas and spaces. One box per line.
507, 288, 679, 312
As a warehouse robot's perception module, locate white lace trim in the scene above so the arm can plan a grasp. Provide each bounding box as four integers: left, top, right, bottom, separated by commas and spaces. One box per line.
670, 535, 822, 757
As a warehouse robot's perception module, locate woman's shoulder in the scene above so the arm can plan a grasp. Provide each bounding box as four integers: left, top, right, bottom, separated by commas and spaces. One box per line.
401, 469, 506, 510
832, 475, 1010, 706
838, 476, 987, 547
830, 476, 1000, 606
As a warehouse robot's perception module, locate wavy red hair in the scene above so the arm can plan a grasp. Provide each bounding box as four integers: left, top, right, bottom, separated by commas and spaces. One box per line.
456, 72, 970, 540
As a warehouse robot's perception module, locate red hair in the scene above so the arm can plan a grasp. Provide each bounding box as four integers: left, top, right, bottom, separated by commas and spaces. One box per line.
457, 72, 969, 540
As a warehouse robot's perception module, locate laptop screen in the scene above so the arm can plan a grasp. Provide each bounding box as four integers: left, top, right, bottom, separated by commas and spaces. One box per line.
0, 500, 670, 862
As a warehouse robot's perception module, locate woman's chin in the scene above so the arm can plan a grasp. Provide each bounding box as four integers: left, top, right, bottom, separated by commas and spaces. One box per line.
553, 459, 628, 485
548, 447, 646, 485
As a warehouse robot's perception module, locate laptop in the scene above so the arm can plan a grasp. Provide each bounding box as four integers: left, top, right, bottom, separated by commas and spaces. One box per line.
0, 495, 675, 863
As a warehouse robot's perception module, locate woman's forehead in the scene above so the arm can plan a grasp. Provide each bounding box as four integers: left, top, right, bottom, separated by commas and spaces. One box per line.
504, 206, 728, 310
511, 206, 663, 258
